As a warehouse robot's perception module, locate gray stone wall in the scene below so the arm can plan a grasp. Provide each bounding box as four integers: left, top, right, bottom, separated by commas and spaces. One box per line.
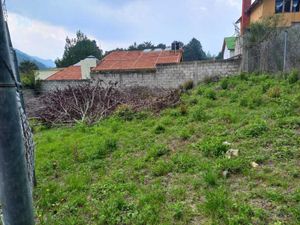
92, 59, 241, 89
40, 80, 90, 92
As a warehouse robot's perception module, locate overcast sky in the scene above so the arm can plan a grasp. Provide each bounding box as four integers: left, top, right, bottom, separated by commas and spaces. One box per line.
6, 0, 242, 60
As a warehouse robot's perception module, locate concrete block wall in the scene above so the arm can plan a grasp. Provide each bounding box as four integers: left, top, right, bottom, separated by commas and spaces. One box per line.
39, 59, 241, 92
92, 59, 241, 89
40, 80, 90, 92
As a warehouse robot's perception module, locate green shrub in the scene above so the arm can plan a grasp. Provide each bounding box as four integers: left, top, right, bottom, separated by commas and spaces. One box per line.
197, 137, 229, 157
190, 107, 208, 122
104, 138, 118, 152
179, 104, 188, 116
197, 87, 204, 95
115, 104, 135, 121
94, 138, 118, 159
172, 153, 197, 173
188, 98, 198, 106
267, 87, 281, 98
218, 158, 249, 175
152, 160, 173, 176
203, 188, 230, 222
288, 69, 299, 84
240, 72, 248, 81
181, 80, 194, 91
221, 79, 229, 90
147, 144, 170, 160
205, 89, 217, 100
203, 170, 219, 187
154, 124, 166, 134
262, 83, 271, 93
179, 128, 192, 140
241, 120, 268, 137
203, 75, 220, 84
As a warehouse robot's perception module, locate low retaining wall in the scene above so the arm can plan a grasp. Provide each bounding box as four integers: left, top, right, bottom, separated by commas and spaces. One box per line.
92, 58, 241, 89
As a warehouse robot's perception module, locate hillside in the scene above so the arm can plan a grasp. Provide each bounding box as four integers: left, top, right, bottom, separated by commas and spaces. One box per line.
15, 49, 55, 69
34, 73, 300, 224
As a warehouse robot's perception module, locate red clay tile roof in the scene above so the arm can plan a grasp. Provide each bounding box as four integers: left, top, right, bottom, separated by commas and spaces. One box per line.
92, 50, 183, 72
47, 66, 82, 80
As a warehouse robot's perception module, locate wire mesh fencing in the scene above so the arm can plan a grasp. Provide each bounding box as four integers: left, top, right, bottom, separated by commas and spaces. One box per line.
242, 24, 300, 73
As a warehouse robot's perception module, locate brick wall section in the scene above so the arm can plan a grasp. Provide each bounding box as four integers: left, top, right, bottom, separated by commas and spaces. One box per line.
39, 59, 241, 92
92, 59, 241, 89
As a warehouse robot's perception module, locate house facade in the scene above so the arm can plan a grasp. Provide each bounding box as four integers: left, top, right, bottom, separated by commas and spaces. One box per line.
45, 56, 98, 81
221, 37, 237, 60
240, 0, 300, 33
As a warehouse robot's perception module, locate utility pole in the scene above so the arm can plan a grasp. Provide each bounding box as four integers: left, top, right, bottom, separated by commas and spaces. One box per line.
283, 30, 288, 72
0, 1, 34, 224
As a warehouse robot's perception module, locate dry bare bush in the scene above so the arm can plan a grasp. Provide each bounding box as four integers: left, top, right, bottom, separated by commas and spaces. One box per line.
37, 81, 180, 125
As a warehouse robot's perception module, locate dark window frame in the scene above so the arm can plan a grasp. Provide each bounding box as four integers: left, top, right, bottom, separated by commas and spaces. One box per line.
275, 0, 300, 13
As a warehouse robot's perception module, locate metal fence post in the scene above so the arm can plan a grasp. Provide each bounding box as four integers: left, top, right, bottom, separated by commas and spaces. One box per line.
283, 30, 288, 72
0, 1, 35, 224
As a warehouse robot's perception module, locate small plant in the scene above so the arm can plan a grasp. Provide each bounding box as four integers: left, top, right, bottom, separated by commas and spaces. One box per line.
197, 87, 204, 95
262, 83, 271, 93
239, 98, 247, 108
172, 153, 197, 173
221, 79, 229, 90
203, 170, 218, 187
181, 80, 194, 91
197, 137, 229, 157
205, 89, 217, 100
152, 160, 173, 176
288, 69, 299, 84
267, 87, 281, 98
203, 188, 230, 222
94, 138, 118, 159
147, 144, 170, 160
203, 75, 220, 84
240, 72, 248, 81
154, 124, 166, 134
179, 128, 191, 140
190, 107, 208, 122
179, 104, 188, 116
188, 98, 198, 106
104, 138, 118, 152
241, 120, 268, 137
115, 104, 135, 121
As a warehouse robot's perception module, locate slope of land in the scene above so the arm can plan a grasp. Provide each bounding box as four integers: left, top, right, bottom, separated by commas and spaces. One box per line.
34, 74, 300, 224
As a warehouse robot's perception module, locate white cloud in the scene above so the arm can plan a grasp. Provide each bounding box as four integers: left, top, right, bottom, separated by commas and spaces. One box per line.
6, 12, 122, 60
7, 12, 74, 60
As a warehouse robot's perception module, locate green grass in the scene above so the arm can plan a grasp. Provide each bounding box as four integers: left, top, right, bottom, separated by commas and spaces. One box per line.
34, 73, 300, 224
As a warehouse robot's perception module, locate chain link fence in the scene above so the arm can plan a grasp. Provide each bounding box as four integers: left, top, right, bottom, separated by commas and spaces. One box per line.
242, 24, 300, 73
1, 1, 35, 222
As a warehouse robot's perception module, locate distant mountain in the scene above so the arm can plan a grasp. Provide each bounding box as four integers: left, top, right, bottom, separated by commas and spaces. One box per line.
32, 56, 56, 68
15, 49, 55, 69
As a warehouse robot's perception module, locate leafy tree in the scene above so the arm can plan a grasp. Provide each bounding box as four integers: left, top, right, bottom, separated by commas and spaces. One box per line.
55, 31, 103, 68
19, 60, 38, 74
19, 61, 39, 89
216, 52, 223, 60
156, 43, 167, 50
183, 38, 206, 62
171, 41, 184, 50
128, 42, 165, 51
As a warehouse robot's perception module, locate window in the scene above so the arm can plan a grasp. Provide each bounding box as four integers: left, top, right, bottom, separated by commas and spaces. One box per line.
284, 0, 292, 12
276, 0, 284, 13
276, 0, 300, 13
292, 0, 300, 12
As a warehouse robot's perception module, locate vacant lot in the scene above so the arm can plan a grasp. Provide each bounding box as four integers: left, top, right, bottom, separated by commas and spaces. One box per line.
34, 73, 300, 224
